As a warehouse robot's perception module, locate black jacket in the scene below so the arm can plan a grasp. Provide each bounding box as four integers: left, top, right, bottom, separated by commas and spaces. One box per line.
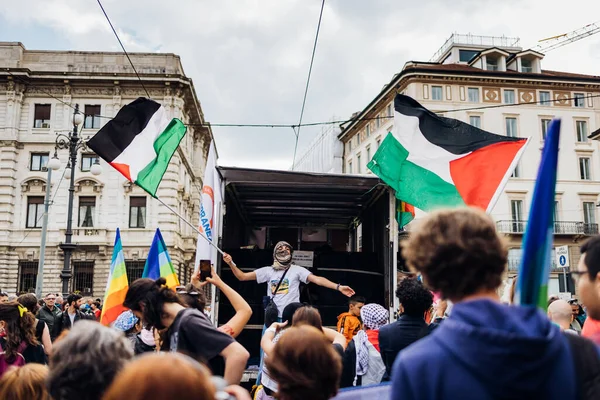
379, 314, 433, 378
58, 309, 93, 333
37, 305, 62, 341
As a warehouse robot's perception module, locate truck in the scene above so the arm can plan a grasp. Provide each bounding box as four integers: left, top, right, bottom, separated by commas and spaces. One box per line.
213, 166, 401, 374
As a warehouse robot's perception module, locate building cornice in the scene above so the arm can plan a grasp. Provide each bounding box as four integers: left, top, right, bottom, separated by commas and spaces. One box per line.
339, 66, 600, 141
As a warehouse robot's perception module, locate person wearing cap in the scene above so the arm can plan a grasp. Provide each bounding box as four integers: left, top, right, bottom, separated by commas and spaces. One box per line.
112, 310, 155, 355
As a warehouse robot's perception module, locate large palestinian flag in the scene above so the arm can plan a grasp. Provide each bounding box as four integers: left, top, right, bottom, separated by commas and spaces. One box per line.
87, 98, 187, 197
368, 95, 528, 212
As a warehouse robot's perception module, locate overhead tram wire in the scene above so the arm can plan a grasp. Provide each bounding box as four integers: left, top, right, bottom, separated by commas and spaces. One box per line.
291, 0, 326, 170
96, 0, 151, 99
4, 68, 600, 129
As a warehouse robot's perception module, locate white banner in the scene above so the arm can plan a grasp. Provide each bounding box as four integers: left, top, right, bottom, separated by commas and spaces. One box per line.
195, 143, 222, 270
292, 250, 314, 268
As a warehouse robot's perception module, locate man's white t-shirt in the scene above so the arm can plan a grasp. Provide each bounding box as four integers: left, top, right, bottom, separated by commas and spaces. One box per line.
255, 265, 311, 318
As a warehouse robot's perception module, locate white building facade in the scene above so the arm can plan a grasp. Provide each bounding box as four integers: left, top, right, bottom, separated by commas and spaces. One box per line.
339, 34, 600, 293
0, 42, 212, 296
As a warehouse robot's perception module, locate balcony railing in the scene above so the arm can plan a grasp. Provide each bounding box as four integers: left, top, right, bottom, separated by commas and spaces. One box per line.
496, 220, 599, 236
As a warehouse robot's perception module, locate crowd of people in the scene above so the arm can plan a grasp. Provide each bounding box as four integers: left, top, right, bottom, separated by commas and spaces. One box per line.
1, 209, 600, 399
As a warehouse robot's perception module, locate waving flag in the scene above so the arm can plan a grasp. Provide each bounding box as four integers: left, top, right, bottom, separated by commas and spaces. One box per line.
100, 229, 129, 326
368, 95, 528, 212
397, 200, 415, 229
143, 228, 180, 288
516, 119, 561, 309
87, 97, 187, 197
194, 142, 222, 270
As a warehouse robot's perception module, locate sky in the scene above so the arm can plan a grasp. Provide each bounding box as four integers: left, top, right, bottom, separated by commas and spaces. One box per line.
1, 0, 599, 170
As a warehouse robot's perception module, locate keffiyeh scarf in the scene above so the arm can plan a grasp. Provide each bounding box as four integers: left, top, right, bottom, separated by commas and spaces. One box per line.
356, 304, 389, 377
273, 241, 293, 271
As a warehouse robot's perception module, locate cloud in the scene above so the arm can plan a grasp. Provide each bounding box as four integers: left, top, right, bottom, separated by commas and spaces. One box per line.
1, 0, 599, 169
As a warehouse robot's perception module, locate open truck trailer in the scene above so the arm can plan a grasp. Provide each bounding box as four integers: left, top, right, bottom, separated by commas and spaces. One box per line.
214, 166, 400, 371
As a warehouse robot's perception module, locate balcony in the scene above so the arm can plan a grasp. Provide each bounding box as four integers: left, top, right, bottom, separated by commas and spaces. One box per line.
496, 220, 599, 236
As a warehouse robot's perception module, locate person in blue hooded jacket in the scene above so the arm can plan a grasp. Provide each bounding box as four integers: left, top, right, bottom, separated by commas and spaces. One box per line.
391, 207, 593, 400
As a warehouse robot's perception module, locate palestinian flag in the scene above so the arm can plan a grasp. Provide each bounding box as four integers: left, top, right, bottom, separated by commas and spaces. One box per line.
87, 98, 187, 197
397, 200, 415, 228
368, 95, 528, 212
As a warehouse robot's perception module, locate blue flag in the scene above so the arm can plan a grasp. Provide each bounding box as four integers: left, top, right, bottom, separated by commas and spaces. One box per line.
515, 119, 561, 308
142, 228, 180, 288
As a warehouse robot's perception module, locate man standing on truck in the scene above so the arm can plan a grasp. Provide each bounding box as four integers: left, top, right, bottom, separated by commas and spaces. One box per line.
223, 241, 355, 322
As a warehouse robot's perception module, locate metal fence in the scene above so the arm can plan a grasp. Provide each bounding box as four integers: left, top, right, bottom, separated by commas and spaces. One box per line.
72, 261, 94, 296
497, 220, 599, 236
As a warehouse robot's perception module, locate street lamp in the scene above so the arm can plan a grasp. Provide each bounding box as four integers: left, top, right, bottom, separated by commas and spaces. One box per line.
35, 152, 61, 299
53, 104, 102, 297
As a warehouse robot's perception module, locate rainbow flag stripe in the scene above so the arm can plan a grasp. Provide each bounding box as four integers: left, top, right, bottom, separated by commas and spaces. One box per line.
100, 229, 129, 325
143, 228, 180, 288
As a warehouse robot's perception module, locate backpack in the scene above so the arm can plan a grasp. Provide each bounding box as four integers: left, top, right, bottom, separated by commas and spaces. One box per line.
0, 341, 26, 377
565, 332, 600, 400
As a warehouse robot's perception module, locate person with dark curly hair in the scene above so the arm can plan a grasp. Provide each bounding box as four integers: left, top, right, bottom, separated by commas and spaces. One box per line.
379, 278, 433, 377
391, 208, 592, 400
124, 277, 249, 384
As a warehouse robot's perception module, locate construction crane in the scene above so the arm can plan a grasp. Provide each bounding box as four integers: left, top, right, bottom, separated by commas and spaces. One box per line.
534, 21, 600, 53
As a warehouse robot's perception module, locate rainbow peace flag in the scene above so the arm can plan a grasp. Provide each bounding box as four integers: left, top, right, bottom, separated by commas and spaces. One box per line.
143, 228, 180, 288
100, 229, 129, 325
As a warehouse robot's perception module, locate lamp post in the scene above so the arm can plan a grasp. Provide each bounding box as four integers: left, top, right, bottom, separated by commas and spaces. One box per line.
54, 104, 102, 297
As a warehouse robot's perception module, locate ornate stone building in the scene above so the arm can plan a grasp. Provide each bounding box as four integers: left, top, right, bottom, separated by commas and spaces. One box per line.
339, 34, 600, 294
0, 42, 212, 296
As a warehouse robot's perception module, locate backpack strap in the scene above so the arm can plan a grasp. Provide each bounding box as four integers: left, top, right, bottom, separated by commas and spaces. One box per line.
270, 267, 290, 297
564, 332, 600, 400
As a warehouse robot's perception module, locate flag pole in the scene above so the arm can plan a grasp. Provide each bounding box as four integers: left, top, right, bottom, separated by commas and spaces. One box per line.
154, 196, 224, 256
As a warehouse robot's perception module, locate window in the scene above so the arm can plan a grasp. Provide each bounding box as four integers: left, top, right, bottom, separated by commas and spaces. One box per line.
459, 50, 478, 62
125, 260, 146, 283
348, 161, 353, 174
467, 88, 480, 103
26, 197, 44, 228
579, 158, 591, 180
540, 91, 551, 106
376, 116, 381, 129
576, 120, 588, 142
84, 105, 101, 129
30, 153, 49, 171
357, 154, 362, 174
486, 57, 498, 71
387, 104, 393, 117
432, 86, 443, 101
574, 93, 585, 108
511, 163, 520, 178
366, 124, 370, 137
78, 197, 96, 227
507, 248, 522, 271
511, 200, 524, 233
348, 141, 352, 152
584, 202, 596, 226
376, 138, 381, 149
505, 117, 518, 137
504, 90, 515, 104
521, 59, 533, 73
33, 104, 51, 128
554, 201, 560, 223
18, 261, 38, 294
72, 261, 94, 296
541, 119, 551, 141
469, 116, 481, 128
81, 154, 99, 172
366, 146, 371, 162
129, 197, 147, 228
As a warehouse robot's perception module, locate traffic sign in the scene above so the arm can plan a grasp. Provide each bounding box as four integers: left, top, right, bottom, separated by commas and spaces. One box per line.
555, 246, 570, 268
